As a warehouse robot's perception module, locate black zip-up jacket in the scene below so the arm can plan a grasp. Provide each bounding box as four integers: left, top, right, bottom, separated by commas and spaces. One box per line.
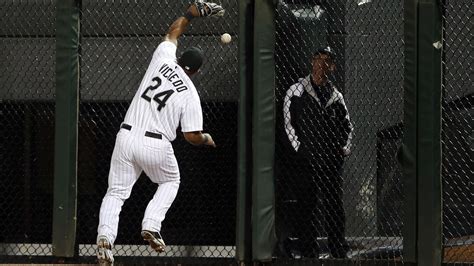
284, 75, 353, 168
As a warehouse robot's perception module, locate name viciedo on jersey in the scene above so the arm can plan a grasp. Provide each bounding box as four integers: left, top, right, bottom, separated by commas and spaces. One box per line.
140, 63, 189, 112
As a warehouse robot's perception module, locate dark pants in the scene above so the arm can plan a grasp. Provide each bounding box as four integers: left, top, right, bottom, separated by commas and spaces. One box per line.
293, 157, 348, 258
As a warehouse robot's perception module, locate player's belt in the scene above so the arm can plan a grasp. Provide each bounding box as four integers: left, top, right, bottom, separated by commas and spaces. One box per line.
121, 123, 132, 130
121, 123, 162, 140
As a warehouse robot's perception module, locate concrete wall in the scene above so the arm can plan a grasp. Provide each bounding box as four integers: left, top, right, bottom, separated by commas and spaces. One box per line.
80, 36, 238, 101
0, 0, 239, 102
80, 0, 238, 102
0, 38, 55, 100
0, 1, 56, 101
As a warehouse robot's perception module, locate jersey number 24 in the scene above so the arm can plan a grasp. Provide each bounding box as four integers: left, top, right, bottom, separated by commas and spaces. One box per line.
141, 77, 174, 111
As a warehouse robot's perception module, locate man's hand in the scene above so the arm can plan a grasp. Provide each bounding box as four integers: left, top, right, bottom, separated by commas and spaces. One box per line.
202, 133, 216, 147
183, 131, 216, 147
191, 1, 225, 18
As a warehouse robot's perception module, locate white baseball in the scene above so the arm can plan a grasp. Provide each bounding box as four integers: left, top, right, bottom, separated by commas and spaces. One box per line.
220, 33, 231, 44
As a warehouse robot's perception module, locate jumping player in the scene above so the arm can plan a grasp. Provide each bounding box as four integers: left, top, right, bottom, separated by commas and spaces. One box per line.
96, 2, 225, 264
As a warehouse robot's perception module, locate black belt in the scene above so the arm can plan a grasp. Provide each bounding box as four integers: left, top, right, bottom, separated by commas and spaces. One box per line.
121, 123, 162, 139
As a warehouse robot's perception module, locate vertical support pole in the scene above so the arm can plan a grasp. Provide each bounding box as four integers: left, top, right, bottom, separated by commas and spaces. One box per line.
402, 0, 418, 262
53, 0, 80, 257
252, 0, 277, 262
403, 0, 443, 265
417, 0, 443, 265
236, 0, 254, 263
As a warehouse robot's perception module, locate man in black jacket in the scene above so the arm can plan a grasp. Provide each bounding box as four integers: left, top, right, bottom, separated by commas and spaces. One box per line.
283, 47, 353, 258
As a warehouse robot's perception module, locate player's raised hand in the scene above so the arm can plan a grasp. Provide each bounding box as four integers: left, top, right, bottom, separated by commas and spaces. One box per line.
189, 1, 225, 18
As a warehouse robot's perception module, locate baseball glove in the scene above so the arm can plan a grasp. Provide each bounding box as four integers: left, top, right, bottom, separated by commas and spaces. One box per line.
194, 0, 225, 17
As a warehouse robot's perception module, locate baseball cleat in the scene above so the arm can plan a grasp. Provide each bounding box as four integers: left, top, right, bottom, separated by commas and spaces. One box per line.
97, 236, 114, 265
141, 230, 166, 253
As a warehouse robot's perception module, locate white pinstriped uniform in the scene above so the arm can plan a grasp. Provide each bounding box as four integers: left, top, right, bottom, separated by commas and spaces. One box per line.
97, 41, 203, 245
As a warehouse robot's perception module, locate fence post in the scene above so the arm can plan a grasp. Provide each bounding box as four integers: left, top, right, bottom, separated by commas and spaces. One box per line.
403, 0, 443, 265
402, 0, 418, 262
236, 0, 254, 263
52, 0, 80, 257
417, 0, 443, 265
252, 0, 277, 262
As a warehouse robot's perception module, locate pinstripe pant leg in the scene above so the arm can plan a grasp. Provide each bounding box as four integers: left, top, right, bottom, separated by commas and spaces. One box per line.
139, 137, 180, 233
97, 131, 141, 245
141, 180, 180, 232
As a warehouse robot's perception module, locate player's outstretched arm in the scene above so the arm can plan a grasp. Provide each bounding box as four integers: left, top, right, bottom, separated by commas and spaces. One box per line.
184, 131, 216, 147
164, 1, 225, 46
164, 5, 197, 46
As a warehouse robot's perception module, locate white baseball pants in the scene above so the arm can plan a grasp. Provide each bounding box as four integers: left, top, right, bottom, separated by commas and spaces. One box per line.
97, 126, 180, 245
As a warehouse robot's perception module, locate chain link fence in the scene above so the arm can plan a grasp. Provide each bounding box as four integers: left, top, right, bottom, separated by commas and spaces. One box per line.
76, 0, 238, 263
274, 0, 405, 262
0, 0, 238, 264
1, 0, 472, 265
0, 0, 56, 259
441, 0, 473, 263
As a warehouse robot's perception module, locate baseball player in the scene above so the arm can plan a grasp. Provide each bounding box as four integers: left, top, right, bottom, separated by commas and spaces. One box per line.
96, 2, 225, 264
283, 47, 353, 258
